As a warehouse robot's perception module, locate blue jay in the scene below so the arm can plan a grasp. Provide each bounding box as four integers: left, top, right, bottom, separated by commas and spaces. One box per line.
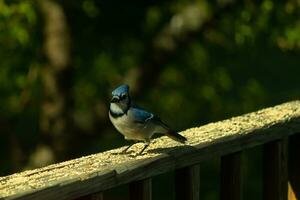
109, 84, 187, 155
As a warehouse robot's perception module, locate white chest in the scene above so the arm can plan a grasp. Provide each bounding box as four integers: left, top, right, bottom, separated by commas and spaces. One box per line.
109, 109, 153, 141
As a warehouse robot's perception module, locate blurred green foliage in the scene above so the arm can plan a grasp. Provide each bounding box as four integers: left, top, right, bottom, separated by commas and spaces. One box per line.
0, 0, 300, 199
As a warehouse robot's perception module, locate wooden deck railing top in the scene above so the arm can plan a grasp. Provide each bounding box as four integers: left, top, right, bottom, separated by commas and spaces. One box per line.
1, 100, 300, 200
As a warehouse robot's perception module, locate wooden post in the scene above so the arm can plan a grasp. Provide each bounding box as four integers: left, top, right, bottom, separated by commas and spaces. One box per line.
129, 178, 152, 200
75, 193, 103, 200
263, 139, 288, 200
175, 165, 200, 200
221, 151, 242, 200
288, 134, 300, 200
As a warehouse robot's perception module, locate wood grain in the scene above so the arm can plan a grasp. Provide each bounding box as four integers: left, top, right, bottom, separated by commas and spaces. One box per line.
263, 139, 288, 200
221, 151, 242, 200
1, 101, 300, 200
129, 178, 152, 200
75, 192, 103, 200
288, 134, 300, 200
175, 165, 200, 200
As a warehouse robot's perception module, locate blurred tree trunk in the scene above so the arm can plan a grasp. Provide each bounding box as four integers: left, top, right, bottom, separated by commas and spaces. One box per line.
130, 0, 236, 95
33, 0, 73, 166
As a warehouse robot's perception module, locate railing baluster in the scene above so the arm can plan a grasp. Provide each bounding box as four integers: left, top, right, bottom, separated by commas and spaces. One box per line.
0, 101, 299, 200
75, 193, 103, 200
221, 151, 242, 200
175, 165, 200, 200
263, 139, 288, 200
129, 178, 152, 200
288, 134, 300, 200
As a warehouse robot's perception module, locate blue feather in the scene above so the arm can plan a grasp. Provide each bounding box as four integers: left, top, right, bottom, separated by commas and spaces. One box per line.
112, 84, 129, 96
131, 105, 154, 123
109, 83, 187, 153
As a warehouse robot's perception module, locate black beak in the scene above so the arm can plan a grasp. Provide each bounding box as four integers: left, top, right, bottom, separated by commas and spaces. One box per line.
111, 96, 120, 103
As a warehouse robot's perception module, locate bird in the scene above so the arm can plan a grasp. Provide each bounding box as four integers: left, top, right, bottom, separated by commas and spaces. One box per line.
109, 84, 187, 155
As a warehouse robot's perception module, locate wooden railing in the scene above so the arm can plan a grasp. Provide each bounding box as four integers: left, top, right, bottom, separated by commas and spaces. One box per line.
1, 101, 300, 200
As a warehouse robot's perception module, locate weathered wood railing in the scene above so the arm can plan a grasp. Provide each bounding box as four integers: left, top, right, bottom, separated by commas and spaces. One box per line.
1, 101, 300, 200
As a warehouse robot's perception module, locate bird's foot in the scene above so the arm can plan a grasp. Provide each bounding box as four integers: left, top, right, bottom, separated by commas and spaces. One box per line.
136, 143, 150, 156
119, 143, 135, 154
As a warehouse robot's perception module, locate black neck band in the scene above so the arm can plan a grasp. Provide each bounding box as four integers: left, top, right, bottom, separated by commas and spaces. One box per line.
110, 96, 131, 118
109, 109, 124, 118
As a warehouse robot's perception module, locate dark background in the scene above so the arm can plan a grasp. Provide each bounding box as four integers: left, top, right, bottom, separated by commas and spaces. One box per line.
0, 0, 299, 199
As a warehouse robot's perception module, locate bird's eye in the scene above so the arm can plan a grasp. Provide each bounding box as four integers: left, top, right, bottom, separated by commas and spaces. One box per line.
121, 94, 127, 99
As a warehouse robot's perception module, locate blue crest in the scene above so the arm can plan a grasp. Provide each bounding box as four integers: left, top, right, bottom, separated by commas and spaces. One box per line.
112, 84, 129, 96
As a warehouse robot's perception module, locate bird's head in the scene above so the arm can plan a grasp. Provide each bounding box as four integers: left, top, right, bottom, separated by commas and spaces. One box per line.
110, 84, 131, 106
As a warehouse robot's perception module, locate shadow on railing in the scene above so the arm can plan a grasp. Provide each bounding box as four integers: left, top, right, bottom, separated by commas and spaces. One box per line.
1, 101, 300, 200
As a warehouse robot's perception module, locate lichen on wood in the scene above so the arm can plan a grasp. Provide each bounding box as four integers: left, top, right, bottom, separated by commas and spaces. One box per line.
1, 101, 300, 200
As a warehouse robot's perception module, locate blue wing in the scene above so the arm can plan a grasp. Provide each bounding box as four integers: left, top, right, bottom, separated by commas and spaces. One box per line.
131, 104, 168, 127
131, 104, 187, 143
131, 106, 154, 123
